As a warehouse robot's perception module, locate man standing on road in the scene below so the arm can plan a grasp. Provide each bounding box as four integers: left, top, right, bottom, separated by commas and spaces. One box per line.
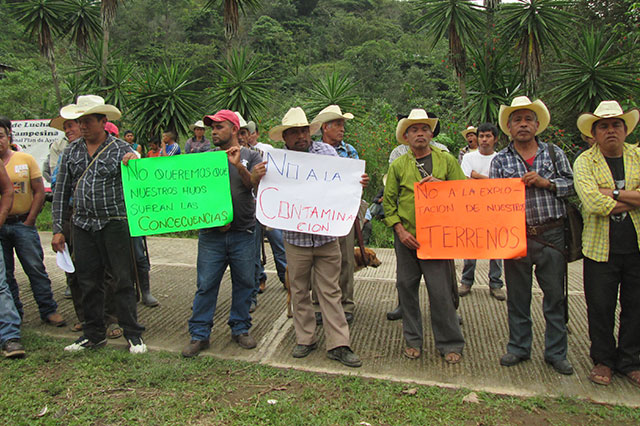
52, 95, 147, 354
459, 123, 506, 301
383, 109, 465, 363
181, 110, 266, 357
574, 101, 640, 388
490, 96, 574, 375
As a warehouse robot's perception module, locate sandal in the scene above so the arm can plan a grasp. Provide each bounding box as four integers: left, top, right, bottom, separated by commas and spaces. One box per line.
444, 352, 462, 364
107, 324, 123, 339
403, 347, 421, 359
589, 364, 612, 386
627, 370, 640, 388
70, 323, 83, 332
43, 312, 66, 327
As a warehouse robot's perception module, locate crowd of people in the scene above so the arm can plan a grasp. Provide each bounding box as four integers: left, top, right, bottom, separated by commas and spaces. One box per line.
0, 92, 638, 389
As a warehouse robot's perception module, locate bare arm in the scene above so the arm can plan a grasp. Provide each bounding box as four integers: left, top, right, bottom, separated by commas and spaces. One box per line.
0, 166, 13, 227
24, 177, 45, 226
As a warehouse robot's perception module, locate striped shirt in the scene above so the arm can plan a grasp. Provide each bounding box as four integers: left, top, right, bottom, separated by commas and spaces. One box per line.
574, 143, 640, 262
489, 141, 574, 226
52, 134, 134, 233
282, 141, 339, 247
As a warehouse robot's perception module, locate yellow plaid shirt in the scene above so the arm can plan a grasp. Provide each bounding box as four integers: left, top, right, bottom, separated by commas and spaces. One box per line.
574, 143, 640, 262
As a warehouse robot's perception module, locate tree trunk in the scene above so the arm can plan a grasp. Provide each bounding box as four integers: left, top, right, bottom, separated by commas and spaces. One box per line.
48, 54, 62, 108
101, 28, 110, 87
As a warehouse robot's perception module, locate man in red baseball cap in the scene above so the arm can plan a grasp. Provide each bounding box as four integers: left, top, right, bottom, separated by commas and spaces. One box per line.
182, 110, 267, 357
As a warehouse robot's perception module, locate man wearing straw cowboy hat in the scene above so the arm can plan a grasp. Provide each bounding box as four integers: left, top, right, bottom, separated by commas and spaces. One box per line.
269, 107, 367, 368
184, 120, 212, 154
383, 108, 465, 363
489, 96, 575, 375
51, 95, 147, 354
310, 105, 358, 324
458, 125, 478, 163
573, 100, 640, 388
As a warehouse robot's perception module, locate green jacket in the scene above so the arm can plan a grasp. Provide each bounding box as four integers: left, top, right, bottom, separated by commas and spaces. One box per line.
383, 146, 466, 237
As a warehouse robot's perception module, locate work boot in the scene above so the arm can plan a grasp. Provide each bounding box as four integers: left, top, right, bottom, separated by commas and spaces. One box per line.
386, 305, 402, 321
139, 271, 159, 307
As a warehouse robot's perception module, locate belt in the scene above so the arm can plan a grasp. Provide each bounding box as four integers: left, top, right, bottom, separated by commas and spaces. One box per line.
526, 218, 564, 236
4, 214, 29, 224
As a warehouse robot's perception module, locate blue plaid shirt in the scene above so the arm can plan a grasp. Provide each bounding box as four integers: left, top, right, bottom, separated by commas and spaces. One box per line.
331, 141, 359, 159
489, 141, 574, 226
282, 141, 340, 247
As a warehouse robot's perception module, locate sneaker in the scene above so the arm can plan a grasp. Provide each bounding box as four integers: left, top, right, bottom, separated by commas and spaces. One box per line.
232, 333, 257, 349
292, 342, 317, 358
64, 336, 107, 352
490, 287, 506, 301
2, 339, 25, 359
182, 339, 210, 358
127, 336, 148, 354
458, 284, 472, 297
327, 346, 362, 368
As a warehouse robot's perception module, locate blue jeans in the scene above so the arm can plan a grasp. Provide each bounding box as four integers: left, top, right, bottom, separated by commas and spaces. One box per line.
461, 259, 504, 288
189, 229, 255, 340
0, 222, 57, 320
0, 254, 21, 344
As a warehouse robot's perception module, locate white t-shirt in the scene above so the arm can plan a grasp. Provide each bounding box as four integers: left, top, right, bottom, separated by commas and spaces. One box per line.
460, 150, 497, 178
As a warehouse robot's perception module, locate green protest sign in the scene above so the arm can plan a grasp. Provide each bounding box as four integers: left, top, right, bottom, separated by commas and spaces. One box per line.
121, 151, 233, 236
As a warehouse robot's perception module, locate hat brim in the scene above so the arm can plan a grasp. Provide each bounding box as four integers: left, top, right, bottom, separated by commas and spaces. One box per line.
395, 118, 439, 145
498, 100, 550, 137
189, 124, 205, 131
311, 111, 354, 125
461, 128, 477, 138
269, 122, 322, 142
49, 116, 66, 131
60, 104, 121, 121
576, 109, 640, 138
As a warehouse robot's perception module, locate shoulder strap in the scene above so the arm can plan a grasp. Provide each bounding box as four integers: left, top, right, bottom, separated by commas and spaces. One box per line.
74, 139, 116, 195
547, 142, 559, 177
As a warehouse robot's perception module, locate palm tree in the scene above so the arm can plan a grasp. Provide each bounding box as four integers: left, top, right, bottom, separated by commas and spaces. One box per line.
204, 0, 262, 40
498, 0, 577, 94
211, 48, 271, 120
100, 0, 123, 86
306, 72, 359, 117
413, 0, 484, 104
66, 0, 101, 52
12, 0, 70, 107
549, 28, 640, 113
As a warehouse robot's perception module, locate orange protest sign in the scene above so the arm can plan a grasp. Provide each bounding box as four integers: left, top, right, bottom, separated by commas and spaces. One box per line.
414, 178, 527, 260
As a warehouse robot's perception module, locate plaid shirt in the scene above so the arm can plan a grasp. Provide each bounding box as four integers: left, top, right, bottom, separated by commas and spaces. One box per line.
574, 143, 640, 262
52, 134, 134, 233
330, 140, 359, 159
282, 141, 339, 247
489, 141, 574, 226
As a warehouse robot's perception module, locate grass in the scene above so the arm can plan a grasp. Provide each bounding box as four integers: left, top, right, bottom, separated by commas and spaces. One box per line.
2, 331, 639, 426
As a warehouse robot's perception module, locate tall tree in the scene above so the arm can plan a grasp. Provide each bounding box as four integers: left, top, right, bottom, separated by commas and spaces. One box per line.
413, 0, 484, 105
66, 0, 101, 52
12, 0, 71, 107
498, 0, 577, 94
204, 0, 262, 40
100, 0, 123, 86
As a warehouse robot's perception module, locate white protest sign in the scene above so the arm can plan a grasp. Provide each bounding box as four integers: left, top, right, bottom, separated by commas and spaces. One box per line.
256, 148, 365, 237
11, 119, 63, 188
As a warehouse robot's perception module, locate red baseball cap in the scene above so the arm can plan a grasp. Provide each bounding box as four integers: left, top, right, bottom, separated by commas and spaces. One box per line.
104, 121, 119, 137
203, 110, 240, 128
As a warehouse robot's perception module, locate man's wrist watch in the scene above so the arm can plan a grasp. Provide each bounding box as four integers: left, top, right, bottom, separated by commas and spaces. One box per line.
613, 189, 620, 200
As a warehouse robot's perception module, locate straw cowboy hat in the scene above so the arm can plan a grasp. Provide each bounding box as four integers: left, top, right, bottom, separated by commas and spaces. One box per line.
189, 120, 205, 131
60, 95, 121, 121
395, 109, 439, 144
49, 116, 70, 131
311, 105, 354, 126
460, 125, 477, 138
576, 100, 640, 138
268, 107, 321, 142
498, 96, 550, 136
235, 112, 248, 128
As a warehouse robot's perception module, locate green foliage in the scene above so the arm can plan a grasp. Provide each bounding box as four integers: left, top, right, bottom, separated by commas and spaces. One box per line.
204, 0, 263, 37
548, 28, 640, 113
11, 0, 67, 58
210, 48, 271, 120
0, 59, 57, 119
305, 72, 359, 117
65, 0, 101, 52
127, 62, 203, 143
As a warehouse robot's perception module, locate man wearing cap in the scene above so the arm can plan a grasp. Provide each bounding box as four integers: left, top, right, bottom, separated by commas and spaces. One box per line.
310, 105, 358, 324
459, 123, 506, 301
458, 126, 478, 163
182, 110, 266, 357
184, 121, 211, 154
269, 107, 367, 368
574, 101, 640, 387
383, 109, 465, 363
0, 117, 66, 328
51, 95, 147, 354
490, 96, 574, 375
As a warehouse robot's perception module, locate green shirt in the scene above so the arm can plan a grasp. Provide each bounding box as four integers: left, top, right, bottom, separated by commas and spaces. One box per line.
383, 146, 466, 237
